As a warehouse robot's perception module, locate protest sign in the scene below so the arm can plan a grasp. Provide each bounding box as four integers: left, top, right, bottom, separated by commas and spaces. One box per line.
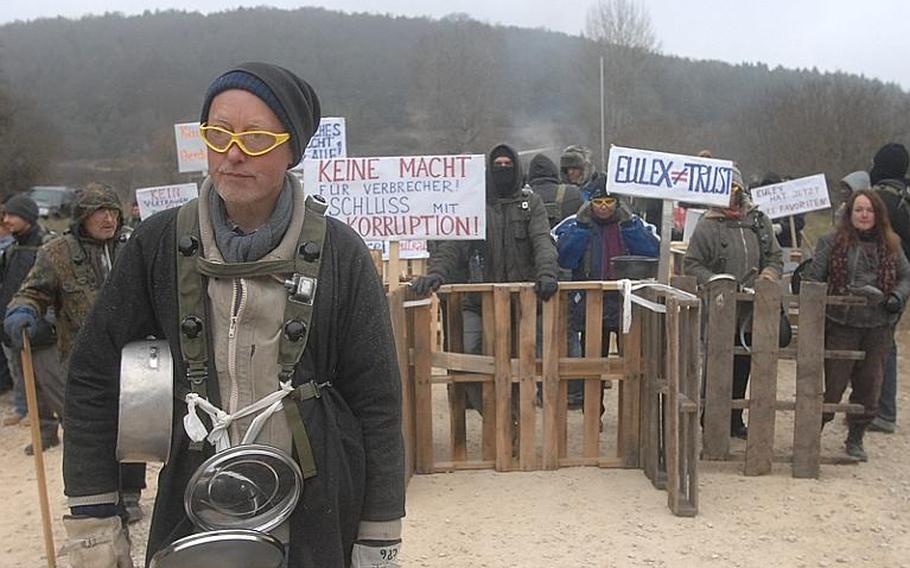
302, 155, 486, 241
750, 174, 830, 219
606, 146, 735, 207
303, 117, 346, 161
365, 239, 429, 260
135, 183, 198, 220
174, 122, 208, 173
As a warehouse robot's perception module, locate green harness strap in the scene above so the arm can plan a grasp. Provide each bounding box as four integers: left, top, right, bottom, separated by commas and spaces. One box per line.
175, 200, 211, 404
174, 194, 328, 479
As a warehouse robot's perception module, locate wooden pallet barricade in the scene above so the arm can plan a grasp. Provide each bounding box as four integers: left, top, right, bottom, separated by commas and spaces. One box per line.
701, 279, 866, 478
389, 280, 701, 517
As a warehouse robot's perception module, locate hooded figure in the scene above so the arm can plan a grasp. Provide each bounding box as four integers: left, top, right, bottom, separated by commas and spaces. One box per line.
412, 143, 558, 415
56, 62, 405, 568
870, 143, 910, 259
683, 165, 783, 439
415, 143, 558, 304
527, 154, 584, 228
868, 143, 910, 435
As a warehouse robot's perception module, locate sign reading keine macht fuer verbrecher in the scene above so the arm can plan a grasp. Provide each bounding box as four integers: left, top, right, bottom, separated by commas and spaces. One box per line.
606, 145, 735, 207
750, 174, 831, 219
302, 155, 487, 241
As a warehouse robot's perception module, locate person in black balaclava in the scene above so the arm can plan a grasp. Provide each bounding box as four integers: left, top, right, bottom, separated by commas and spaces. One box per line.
412, 143, 558, 411
868, 142, 910, 435
527, 153, 584, 229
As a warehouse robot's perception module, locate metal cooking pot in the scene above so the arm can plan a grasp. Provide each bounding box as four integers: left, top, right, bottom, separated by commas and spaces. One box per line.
149, 529, 285, 568
610, 255, 658, 280
117, 339, 173, 464
185, 444, 303, 534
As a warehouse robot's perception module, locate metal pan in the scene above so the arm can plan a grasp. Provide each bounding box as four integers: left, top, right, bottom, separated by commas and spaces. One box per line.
149, 529, 284, 568
116, 339, 173, 463
184, 443, 302, 534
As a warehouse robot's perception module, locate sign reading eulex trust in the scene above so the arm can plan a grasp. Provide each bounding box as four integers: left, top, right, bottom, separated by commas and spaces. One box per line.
135, 183, 199, 220
302, 155, 487, 241
750, 174, 830, 219
606, 146, 735, 207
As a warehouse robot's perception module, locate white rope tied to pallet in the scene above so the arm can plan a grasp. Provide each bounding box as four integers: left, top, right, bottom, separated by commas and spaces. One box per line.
183, 381, 295, 451
619, 281, 699, 334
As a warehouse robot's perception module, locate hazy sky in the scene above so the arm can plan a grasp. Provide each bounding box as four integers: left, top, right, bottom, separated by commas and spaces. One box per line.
3, 0, 908, 90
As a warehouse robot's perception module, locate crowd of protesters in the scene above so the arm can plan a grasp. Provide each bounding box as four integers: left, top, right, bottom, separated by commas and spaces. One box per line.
0, 99, 906, 565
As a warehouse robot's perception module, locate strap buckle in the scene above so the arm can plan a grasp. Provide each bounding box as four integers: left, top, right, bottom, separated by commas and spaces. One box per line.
284, 273, 317, 305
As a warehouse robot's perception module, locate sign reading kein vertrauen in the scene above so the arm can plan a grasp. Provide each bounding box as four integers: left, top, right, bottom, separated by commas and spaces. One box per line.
606, 146, 735, 207
302, 155, 486, 241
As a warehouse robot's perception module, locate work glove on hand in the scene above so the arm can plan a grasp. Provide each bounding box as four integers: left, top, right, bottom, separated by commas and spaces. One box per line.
4, 306, 39, 349
410, 274, 443, 297
848, 285, 884, 304
351, 539, 402, 568
757, 267, 779, 281
884, 293, 903, 314
62, 515, 134, 568
534, 276, 559, 301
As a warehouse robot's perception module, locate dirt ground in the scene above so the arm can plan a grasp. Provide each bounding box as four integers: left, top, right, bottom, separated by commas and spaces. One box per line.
1, 328, 908, 568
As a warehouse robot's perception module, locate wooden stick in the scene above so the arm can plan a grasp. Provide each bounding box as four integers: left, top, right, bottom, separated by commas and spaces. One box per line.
788, 216, 798, 248
21, 333, 57, 568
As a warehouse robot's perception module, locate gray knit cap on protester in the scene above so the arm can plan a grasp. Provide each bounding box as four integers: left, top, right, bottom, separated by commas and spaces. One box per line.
3, 194, 39, 225
199, 62, 322, 168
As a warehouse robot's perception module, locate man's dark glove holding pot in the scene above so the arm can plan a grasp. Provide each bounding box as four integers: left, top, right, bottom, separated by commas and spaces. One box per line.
535, 275, 559, 301
410, 274, 444, 297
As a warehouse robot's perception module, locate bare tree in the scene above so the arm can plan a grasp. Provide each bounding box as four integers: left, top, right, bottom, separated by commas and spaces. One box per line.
409, 19, 507, 153
585, 0, 659, 54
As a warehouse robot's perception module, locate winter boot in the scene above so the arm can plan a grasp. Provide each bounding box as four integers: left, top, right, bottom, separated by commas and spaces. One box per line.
845, 423, 868, 462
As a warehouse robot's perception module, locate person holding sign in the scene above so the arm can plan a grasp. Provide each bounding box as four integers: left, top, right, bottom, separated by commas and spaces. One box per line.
804, 190, 910, 461
57, 63, 404, 568
412, 143, 558, 409
683, 167, 782, 439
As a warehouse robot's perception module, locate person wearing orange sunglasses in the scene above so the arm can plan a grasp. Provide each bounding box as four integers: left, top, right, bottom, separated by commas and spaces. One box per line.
60, 63, 404, 568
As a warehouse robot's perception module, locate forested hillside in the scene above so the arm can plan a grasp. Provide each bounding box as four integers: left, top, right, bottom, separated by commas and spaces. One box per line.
0, 7, 908, 192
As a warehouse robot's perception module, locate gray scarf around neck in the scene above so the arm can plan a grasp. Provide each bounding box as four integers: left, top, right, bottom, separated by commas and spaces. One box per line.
209, 179, 294, 262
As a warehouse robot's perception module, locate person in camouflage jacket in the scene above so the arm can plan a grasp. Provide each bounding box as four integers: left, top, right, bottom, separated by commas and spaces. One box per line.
5, 182, 147, 521
8, 183, 131, 363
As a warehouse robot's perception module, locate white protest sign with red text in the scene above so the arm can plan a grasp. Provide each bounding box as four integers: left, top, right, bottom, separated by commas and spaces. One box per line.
174, 122, 208, 173
302, 155, 486, 241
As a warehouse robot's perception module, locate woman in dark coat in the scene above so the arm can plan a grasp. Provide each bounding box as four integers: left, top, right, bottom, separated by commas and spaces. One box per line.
805, 189, 910, 461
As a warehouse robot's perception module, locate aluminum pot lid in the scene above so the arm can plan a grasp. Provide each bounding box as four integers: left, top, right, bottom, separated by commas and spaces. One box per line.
184, 444, 302, 533
707, 273, 738, 284
149, 529, 284, 568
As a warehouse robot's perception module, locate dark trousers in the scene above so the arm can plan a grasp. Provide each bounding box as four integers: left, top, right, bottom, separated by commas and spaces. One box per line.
731, 354, 751, 430
878, 343, 898, 423
823, 322, 892, 426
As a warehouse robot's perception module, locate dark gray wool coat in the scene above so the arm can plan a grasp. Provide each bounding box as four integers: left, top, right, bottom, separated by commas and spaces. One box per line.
62, 207, 405, 567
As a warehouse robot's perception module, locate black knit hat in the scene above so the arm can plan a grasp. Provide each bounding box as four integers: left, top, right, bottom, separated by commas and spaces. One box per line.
870, 143, 909, 185
199, 62, 322, 168
3, 194, 39, 225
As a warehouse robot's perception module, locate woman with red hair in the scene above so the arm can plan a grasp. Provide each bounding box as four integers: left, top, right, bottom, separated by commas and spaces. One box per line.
806, 190, 910, 461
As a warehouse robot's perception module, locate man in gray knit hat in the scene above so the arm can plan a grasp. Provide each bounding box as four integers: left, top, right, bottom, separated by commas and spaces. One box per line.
60, 63, 404, 568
